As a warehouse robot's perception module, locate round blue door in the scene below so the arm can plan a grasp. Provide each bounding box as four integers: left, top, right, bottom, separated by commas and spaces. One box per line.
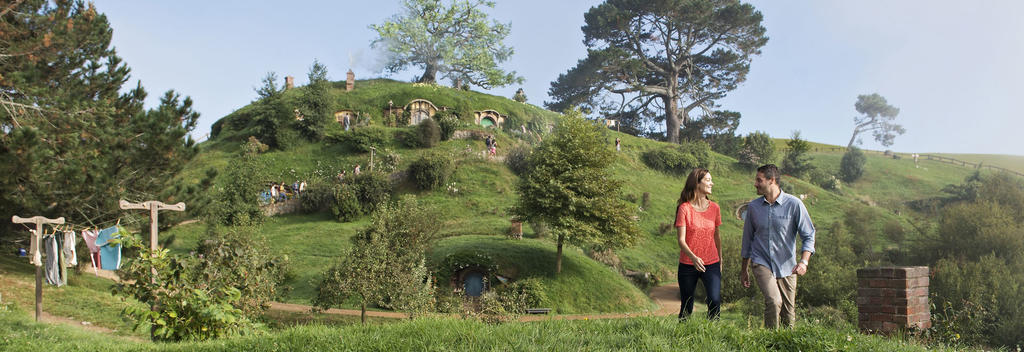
464, 271, 484, 297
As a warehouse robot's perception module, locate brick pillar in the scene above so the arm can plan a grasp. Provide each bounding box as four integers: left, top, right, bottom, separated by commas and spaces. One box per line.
285, 76, 294, 90
346, 69, 355, 91
856, 266, 931, 334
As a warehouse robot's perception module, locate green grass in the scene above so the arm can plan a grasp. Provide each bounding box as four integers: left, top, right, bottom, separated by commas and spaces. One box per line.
0, 304, 966, 351
930, 153, 1024, 174
427, 235, 655, 314
0, 255, 149, 338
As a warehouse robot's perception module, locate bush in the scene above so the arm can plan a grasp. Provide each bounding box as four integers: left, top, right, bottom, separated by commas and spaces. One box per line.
738, 131, 775, 167
782, 131, 814, 178
333, 126, 388, 153
642, 148, 696, 175
193, 226, 292, 317
435, 111, 460, 141
208, 143, 265, 226
505, 144, 533, 176
113, 232, 260, 341
417, 118, 441, 148
641, 141, 711, 175
409, 151, 453, 190
839, 147, 866, 182
808, 168, 841, 191
300, 180, 334, 213
376, 148, 401, 173
394, 127, 421, 148
350, 172, 392, 213
330, 184, 361, 222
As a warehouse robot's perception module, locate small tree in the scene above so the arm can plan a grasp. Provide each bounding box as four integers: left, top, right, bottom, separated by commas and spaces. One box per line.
417, 117, 441, 148
782, 130, 814, 178
208, 140, 267, 226
847, 93, 905, 149
511, 110, 641, 273
513, 88, 527, 103
839, 146, 867, 183
314, 197, 440, 322
296, 59, 333, 141
738, 131, 775, 167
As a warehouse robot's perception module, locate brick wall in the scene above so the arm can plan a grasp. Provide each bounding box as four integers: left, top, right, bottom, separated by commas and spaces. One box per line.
856, 266, 931, 333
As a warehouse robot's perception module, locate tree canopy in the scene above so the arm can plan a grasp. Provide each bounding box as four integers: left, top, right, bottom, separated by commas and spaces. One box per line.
1, 0, 197, 234
848, 93, 904, 149
371, 0, 523, 88
546, 0, 767, 144
511, 109, 640, 273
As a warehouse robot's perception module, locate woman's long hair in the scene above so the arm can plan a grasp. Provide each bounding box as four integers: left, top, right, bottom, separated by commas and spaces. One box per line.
678, 168, 711, 206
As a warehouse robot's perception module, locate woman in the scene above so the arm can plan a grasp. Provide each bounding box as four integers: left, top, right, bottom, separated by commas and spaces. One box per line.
675, 167, 723, 320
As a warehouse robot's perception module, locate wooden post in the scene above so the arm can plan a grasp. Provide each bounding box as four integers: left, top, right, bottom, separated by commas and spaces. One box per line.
369, 146, 376, 172
11, 215, 65, 322
118, 200, 185, 281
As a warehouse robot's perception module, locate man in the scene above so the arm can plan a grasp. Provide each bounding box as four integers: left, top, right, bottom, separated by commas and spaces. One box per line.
740, 164, 815, 328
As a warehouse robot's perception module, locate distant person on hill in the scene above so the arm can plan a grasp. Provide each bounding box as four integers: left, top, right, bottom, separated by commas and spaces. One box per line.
354, 164, 361, 175
338, 171, 346, 182
675, 168, 723, 321
270, 183, 278, 204
913, 153, 920, 168
740, 164, 816, 329
615, 137, 621, 152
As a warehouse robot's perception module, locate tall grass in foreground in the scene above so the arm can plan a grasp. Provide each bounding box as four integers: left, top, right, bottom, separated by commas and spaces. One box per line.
0, 304, 967, 352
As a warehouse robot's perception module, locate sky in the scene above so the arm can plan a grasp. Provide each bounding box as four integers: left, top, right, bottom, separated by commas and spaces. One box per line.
92, 0, 1022, 155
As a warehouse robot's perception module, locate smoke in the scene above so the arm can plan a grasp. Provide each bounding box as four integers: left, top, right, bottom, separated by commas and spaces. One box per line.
347, 43, 394, 76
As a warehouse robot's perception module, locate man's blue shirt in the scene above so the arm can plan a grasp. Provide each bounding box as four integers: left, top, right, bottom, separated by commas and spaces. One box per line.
741, 191, 816, 278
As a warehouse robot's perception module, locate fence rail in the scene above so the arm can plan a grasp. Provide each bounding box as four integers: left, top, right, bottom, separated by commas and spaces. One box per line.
780, 147, 1024, 178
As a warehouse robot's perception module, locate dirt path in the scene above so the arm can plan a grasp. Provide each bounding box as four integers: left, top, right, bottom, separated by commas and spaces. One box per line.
269, 301, 409, 319
37, 310, 146, 342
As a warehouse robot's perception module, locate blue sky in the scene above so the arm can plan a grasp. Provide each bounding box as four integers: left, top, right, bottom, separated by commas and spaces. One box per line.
94, 0, 1021, 155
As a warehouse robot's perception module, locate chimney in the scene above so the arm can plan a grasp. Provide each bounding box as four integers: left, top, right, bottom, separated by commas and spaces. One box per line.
346, 70, 355, 91
285, 76, 294, 90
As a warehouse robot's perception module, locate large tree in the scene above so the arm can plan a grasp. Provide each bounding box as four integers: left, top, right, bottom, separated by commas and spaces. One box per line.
847, 93, 904, 149
371, 0, 523, 88
1, 0, 197, 233
547, 0, 767, 144
511, 110, 640, 274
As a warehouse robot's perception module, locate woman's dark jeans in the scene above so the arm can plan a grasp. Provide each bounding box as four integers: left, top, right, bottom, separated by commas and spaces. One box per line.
678, 261, 721, 320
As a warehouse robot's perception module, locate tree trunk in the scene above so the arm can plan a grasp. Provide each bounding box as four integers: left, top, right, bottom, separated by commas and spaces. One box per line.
847, 129, 859, 149
556, 234, 564, 274
361, 301, 366, 324
664, 96, 681, 144
418, 62, 438, 84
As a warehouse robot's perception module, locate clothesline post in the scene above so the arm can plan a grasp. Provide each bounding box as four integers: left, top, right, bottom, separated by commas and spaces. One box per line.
11, 215, 65, 322
118, 200, 185, 281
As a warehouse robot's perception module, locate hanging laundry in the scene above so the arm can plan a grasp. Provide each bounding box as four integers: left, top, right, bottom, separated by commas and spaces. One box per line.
43, 234, 64, 286
81, 229, 101, 274
95, 226, 121, 271
62, 230, 77, 267
28, 229, 42, 267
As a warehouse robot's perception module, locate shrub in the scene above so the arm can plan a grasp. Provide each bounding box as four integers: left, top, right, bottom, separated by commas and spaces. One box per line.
395, 127, 421, 148
193, 226, 292, 317
642, 148, 697, 175
435, 111, 460, 141
782, 131, 814, 178
409, 151, 453, 190
300, 180, 334, 213
641, 141, 711, 175
208, 143, 265, 226
808, 168, 841, 191
376, 148, 401, 173
334, 126, 388, 153
839, 147, 866, 182
330, 183, 361, 222
417, 117, 441, 148
505, 144, 533, 176
113, 233, 260, 341
738, 131, 775, 167
350, 172, 392, 213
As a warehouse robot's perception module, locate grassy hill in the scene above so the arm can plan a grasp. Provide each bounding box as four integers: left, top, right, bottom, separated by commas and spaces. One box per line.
161, 80, 1016, 315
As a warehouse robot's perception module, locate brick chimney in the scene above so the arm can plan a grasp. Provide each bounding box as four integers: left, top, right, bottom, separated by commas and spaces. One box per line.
857, 266, 931, 334
285, 76, 294, 90
346, 70, 355, 91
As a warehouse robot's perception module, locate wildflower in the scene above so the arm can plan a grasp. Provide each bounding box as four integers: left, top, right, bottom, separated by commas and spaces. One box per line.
846, 335, 852, 342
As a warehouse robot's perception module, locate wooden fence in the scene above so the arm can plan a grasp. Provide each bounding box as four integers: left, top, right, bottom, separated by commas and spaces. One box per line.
780, 147, 1024, 178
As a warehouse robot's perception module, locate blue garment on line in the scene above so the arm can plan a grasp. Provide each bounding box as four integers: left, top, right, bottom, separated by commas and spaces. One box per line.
95, 226, 121, 270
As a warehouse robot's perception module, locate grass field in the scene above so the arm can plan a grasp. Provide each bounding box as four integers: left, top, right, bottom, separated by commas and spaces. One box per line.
0, 303, 966, 352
